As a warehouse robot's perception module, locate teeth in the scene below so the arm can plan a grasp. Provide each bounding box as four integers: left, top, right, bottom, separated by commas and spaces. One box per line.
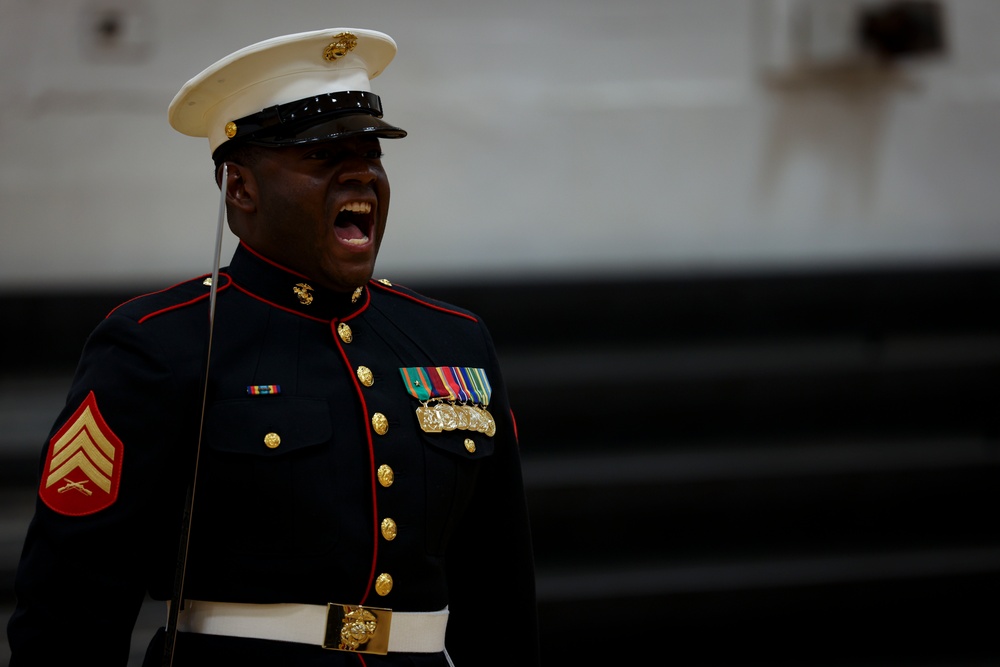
337, 201, 371, 245
340, 201, 372, 214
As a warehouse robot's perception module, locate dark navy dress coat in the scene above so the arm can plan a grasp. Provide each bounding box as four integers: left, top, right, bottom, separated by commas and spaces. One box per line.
8, 242, 539, 667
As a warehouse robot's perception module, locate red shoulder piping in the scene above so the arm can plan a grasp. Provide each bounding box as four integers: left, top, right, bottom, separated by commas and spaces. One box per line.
368, 280, 479, 323
105, 274, 231, 324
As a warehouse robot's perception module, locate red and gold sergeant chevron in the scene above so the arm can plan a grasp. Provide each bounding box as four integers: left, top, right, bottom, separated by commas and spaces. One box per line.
39, 390, 123, 516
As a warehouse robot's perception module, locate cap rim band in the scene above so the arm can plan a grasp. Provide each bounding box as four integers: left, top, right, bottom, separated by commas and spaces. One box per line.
227, 91, 385, 143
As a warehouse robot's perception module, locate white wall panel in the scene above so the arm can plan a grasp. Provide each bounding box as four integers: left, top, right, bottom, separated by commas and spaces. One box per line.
1, 0, 998, 289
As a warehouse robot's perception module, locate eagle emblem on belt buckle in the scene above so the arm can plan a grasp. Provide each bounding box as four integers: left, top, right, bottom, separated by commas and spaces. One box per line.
324, 604, 392, 654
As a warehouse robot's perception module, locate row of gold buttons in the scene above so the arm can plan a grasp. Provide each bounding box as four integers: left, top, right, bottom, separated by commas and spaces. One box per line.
341, 320, 394, 598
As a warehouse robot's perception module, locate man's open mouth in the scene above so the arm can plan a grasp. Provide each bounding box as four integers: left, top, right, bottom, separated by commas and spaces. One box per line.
334, 201, 374, 245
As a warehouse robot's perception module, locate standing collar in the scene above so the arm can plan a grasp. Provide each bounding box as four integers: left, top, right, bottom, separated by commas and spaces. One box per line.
224, 242, 369, 320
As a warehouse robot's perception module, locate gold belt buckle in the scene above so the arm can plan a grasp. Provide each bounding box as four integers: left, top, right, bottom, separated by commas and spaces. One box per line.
323, 603, 393, 654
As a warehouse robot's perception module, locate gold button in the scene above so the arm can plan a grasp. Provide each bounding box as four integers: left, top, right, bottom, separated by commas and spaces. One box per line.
337, 322, 352, 343
225, 121, 238, 138
264, 432, 281, 449
372, 413, 389, 435
464, 438, 476, 453
377, 464, 394, 487
357, 366, 374, 387
380, 517, 397, 541
375, 573, 393, 596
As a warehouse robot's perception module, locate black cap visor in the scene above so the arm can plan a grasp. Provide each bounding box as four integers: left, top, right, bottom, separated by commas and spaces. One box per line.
214, 91, 406, 160
247, 112, 406, 147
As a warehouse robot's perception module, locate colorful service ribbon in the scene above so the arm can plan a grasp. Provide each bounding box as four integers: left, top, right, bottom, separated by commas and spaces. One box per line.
399, 367, 491, 406
247, 384, 281, 395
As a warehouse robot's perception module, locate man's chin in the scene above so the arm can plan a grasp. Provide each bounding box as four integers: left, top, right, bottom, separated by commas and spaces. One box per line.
320, 262, 376, 293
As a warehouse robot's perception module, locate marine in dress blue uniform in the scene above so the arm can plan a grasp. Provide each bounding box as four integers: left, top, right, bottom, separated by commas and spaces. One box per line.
8, 28, 539, 667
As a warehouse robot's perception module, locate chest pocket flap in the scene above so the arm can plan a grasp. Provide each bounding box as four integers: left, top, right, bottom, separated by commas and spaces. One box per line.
205, 397, 331, 456
421, 429, 495, 460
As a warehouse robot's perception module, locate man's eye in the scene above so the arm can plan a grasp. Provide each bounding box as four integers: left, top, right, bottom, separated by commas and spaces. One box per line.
305, 149, 383, 160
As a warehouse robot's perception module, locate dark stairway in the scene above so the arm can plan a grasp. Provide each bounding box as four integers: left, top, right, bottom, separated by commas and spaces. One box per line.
423, 263, 1000, 666
2, 261, 999, 666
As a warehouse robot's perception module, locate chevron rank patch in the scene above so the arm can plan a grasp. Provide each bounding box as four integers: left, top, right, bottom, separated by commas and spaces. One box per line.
39, 391, 123, 516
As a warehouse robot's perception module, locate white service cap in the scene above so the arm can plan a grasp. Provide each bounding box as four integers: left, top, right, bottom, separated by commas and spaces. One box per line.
168, 28, 406, 158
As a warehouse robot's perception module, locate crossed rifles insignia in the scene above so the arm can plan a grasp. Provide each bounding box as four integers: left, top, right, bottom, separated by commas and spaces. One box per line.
39, 391, 123, 516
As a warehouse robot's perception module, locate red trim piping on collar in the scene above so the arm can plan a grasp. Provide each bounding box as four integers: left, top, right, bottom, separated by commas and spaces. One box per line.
230, 282, 366, 323
241, 241, 312, 280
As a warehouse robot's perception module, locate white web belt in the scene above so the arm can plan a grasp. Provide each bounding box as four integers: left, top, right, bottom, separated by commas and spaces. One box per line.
173, 599, 448, 654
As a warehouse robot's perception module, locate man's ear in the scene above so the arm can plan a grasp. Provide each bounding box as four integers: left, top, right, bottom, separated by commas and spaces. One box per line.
220, 162, 257, 214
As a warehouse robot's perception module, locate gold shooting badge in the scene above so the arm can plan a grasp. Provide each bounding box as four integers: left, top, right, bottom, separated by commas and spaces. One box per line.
435, 403, 460, 431
39, 391, 123, 516
480, 408, 497, 437
415, 404, 443, 433
453, 404, 472, 430
324, 604, 392, 654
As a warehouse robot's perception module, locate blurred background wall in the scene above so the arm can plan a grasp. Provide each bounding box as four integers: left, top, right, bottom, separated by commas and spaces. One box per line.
1, 1, 998, 665
2, 0, 1000, 288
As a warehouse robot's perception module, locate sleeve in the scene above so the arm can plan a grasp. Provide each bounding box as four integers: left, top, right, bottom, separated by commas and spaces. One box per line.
6, 312, 201, 666
443, 321, 541, 667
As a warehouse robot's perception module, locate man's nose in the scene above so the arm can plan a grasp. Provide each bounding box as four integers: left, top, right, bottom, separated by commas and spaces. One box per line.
338, 159, 378, 185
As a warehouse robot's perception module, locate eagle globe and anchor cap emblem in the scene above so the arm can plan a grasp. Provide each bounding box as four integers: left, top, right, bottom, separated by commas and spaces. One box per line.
324, 32, 358, 61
